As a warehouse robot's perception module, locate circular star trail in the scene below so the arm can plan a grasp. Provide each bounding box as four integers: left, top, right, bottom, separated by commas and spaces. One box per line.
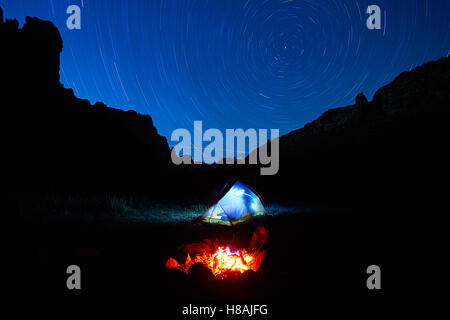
1, 0, 449, 147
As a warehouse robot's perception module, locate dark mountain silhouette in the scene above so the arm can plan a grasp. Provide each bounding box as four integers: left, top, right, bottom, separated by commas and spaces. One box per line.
238, 56, 450, 205
2, 9, 449, 208
1, 12, 173, 196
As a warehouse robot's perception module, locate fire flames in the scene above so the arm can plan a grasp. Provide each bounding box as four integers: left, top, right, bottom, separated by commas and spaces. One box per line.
166, 226, 268, 279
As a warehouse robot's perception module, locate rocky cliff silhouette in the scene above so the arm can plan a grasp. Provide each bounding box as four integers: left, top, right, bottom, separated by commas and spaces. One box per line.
2, 9, 449, 207
239, 56, 450, 205
1, 11, 173, 196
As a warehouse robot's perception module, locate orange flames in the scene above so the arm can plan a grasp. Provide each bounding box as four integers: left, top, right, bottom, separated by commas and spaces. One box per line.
166, 226, 268, 279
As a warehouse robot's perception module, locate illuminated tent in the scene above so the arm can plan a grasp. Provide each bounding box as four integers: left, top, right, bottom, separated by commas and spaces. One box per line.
201, 181, 266, 225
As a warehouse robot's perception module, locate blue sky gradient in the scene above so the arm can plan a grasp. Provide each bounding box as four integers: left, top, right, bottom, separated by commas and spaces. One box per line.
1, 0, 449, 150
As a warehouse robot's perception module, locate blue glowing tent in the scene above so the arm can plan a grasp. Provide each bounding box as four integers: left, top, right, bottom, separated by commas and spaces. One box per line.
201, 181, 266, 225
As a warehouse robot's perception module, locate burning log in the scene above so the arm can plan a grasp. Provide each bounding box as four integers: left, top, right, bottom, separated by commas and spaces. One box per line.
165, 227, 268, 279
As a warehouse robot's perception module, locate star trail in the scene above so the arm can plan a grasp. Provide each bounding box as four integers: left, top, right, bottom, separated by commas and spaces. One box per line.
1, 0, 449, 146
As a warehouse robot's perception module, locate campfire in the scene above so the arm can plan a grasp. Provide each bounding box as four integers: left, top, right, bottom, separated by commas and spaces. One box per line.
166, 226, 268, 279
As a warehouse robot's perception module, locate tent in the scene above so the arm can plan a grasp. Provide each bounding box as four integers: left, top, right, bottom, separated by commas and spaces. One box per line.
201, 181, 266, 225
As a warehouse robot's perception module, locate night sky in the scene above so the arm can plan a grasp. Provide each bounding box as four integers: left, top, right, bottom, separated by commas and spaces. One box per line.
1, 0, 449, 148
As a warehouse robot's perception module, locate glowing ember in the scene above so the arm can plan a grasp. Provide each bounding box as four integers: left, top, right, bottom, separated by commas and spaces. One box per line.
166, 227, 268, 279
